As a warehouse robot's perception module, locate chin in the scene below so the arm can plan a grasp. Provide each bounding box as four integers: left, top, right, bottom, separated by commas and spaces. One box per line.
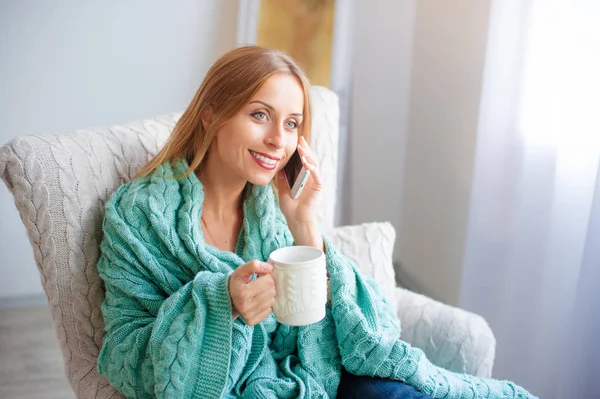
246, 174, 274, 187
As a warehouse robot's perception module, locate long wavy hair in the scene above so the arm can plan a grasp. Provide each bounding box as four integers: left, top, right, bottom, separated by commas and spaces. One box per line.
135, 45, 312, 179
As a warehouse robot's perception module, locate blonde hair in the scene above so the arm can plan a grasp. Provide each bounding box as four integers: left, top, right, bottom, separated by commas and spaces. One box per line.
136, 45, 312, 179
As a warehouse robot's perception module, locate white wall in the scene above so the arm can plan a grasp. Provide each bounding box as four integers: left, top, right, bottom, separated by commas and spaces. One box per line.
398, 0, 492, 305
346, 0, 415, 238
0, 0, 238, 303
349, 0, 492, 305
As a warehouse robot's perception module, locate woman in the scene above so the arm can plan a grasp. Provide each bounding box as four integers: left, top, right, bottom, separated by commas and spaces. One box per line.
97, 46, 537, 399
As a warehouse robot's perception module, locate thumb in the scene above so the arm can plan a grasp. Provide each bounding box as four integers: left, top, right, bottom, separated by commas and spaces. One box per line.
233, 260, 273, 282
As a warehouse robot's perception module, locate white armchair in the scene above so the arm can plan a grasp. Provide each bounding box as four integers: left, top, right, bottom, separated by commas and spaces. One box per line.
0, 86, 495, 398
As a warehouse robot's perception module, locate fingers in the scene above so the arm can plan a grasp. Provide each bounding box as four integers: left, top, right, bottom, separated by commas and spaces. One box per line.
236, 279, 276, 326
299, 157, 323, 188
297, 136, 318, 166
252, 283, 276, 306
297, 137, 323, 188
249, 272, 275, 293
231, 260, 272, 283
235, 289, 274, 319
230, 262, 276, 326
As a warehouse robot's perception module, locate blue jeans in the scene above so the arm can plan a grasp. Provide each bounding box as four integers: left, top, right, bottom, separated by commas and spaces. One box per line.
337, 368, 432, 399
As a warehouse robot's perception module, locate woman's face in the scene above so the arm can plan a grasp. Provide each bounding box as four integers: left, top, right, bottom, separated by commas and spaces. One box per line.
208, 73, 305, 186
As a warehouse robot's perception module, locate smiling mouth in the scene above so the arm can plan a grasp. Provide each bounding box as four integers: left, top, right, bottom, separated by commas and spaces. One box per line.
249, 150, 279, 167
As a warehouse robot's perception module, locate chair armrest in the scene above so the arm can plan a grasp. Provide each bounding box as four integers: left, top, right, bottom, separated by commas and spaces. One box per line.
395, 286, 496, 378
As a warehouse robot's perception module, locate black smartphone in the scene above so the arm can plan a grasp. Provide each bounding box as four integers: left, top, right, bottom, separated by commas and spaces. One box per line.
284, 149, 303, 187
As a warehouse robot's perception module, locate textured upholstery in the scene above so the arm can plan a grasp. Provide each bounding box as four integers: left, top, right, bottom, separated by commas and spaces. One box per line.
394, 288, 496, 377
329, 222, 398, 313
0, 86, 495, 398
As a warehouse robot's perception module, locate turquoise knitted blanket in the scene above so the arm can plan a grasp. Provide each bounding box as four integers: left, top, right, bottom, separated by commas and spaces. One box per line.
97, 159, 536, 399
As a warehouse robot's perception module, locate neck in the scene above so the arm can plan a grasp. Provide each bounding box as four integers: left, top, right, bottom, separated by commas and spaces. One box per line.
196, 156, 246, 221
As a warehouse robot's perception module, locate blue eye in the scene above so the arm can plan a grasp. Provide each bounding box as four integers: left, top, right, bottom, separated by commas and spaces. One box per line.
252, 111, 267, 121
285, 120, 298, 129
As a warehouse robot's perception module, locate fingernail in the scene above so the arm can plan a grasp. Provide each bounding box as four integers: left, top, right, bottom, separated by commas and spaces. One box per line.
301, 156, 307, 164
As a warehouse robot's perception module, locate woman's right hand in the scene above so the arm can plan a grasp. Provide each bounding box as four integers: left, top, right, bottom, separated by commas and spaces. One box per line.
229, 260, 276, 326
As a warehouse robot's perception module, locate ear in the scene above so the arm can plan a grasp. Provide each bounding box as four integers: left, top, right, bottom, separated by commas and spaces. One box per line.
200, 108, 213, 130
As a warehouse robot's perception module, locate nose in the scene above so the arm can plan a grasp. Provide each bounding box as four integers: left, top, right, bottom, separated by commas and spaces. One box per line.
265, 122, 285, 149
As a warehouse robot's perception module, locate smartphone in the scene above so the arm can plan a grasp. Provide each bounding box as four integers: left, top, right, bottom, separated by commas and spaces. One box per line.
284, 149, 311, 200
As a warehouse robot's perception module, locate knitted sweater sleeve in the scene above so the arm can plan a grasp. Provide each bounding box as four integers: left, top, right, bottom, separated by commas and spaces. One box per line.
96, 189, 234, 399
323, 238, 538, 399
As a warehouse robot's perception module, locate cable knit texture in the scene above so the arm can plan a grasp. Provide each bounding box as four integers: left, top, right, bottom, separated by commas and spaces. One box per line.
97, 159, 536, 399
0, 86, 498, 398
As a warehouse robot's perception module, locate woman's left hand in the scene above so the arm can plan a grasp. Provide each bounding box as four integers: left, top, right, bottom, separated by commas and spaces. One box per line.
276, 136, 324, 250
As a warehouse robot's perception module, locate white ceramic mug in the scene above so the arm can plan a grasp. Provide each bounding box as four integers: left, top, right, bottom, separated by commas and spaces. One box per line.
268, 246, 328, 326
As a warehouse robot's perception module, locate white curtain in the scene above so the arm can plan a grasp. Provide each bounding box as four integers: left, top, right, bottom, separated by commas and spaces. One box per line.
459, 1, 600, 398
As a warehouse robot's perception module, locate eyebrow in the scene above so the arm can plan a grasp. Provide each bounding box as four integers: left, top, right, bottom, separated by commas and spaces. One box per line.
250, 100, 303, 118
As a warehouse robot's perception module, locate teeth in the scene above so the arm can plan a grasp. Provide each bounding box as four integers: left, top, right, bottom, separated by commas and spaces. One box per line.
251, 151, 277, 165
